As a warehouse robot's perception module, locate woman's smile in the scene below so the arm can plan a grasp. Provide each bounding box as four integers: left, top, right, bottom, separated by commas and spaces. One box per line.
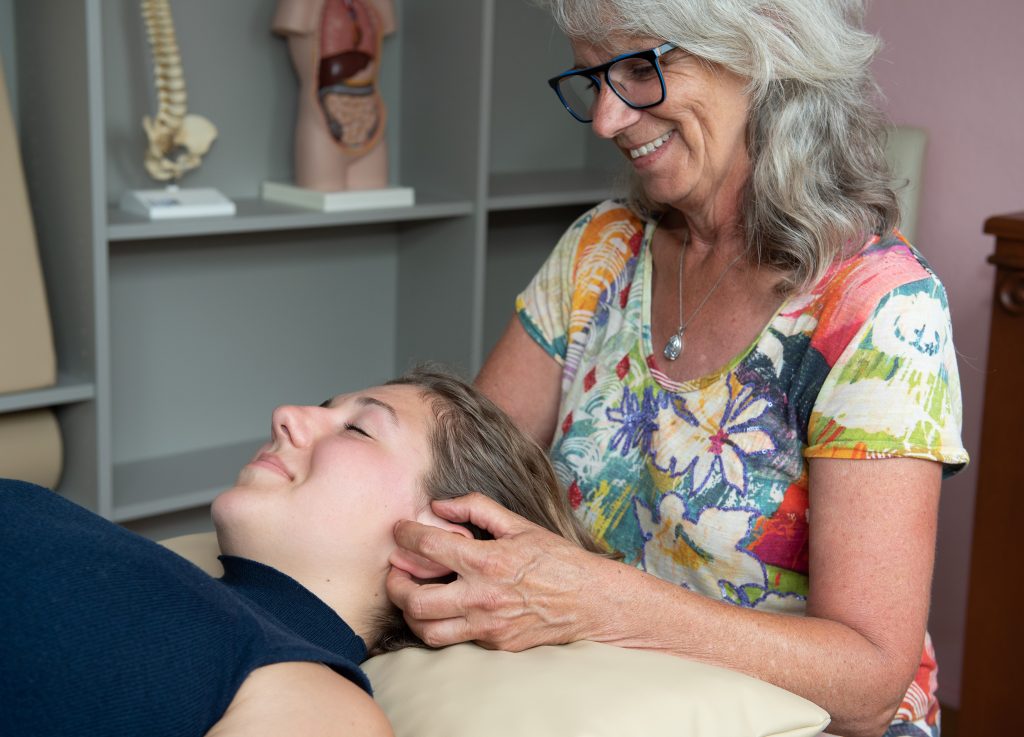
627, 129, 674, 160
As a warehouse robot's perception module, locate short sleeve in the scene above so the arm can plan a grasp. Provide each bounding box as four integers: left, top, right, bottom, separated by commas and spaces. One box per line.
515, 202, 647, 366
804, 276, 969, 477
514, 217, 583, 365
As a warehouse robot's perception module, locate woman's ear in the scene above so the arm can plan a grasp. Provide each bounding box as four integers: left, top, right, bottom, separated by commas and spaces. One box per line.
387, 508, 474, 580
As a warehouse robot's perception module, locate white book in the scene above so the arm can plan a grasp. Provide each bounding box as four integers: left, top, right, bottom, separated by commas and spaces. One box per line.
261, 181, 415, 212
119, 187, 237, 219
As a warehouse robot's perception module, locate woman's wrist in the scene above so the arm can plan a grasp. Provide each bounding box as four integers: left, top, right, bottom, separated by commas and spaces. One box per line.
572, 554, 663, 647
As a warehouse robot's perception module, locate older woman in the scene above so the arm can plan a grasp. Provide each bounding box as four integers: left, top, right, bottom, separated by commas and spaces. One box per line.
386, 2, 968, 736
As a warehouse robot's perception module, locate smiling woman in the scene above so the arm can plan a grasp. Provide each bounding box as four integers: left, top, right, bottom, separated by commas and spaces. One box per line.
0, 368, 596, 737
386, 3, 970, 737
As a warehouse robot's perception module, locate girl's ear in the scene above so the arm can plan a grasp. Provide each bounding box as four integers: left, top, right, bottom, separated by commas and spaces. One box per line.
387, 508, 474, 580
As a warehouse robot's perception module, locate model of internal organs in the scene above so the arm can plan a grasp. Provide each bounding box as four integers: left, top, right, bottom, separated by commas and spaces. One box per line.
139, 0, 218, 182
317, 0, 384, 153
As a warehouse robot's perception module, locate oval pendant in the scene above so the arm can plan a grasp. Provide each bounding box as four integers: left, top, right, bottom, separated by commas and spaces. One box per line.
663, 332, 683, 361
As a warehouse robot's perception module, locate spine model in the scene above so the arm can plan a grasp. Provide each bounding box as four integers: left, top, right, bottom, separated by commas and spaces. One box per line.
140, 0, 218, 182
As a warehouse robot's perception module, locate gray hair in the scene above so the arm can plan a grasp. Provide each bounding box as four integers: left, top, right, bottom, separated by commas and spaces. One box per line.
536, 0, 900, 293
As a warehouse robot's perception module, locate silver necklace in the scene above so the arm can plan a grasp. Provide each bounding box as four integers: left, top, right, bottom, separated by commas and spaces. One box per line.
663, 234, 744, 361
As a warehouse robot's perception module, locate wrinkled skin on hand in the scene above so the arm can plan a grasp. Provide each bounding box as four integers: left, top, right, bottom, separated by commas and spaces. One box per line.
386, 492, 611, 651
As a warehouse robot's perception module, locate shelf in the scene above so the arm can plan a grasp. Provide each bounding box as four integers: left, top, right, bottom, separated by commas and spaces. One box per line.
487, 169, 619, 211
106, 193, 476, 242
9, 0, 618, 533
112, 437, 262, 522
0, 375, 96, 413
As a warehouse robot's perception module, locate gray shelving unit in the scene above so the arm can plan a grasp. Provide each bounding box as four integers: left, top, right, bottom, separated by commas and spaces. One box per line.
0, 0, 620, 526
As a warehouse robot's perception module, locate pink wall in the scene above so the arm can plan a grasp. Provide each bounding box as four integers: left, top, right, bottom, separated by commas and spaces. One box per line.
865, 0, 1024, 707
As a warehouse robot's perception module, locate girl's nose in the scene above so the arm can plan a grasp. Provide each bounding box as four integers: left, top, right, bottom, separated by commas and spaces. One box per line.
271, 404, 316, 448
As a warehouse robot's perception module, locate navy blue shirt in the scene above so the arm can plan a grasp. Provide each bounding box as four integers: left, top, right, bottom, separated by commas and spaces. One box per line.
0, 479, 371, 736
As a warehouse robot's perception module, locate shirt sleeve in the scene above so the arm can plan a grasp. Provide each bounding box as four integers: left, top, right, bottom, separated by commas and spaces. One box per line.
516, 201, 646, 367
804, 276, 969, 477
514, 211, 593, 365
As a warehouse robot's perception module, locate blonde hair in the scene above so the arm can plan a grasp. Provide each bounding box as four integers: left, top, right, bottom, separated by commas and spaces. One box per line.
536, 0, 900, 293
370, 367, 604, 654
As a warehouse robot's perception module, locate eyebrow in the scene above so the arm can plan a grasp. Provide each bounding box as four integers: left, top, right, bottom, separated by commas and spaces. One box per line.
356, 396, 400, 425
320, 395, 400, 425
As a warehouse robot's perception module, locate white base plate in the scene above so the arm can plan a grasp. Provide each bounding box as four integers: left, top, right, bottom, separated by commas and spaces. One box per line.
120, 187, 237, 220
261, 181, 415, 212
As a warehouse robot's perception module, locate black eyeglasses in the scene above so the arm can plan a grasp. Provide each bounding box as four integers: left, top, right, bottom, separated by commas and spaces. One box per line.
547, 42, 678, 123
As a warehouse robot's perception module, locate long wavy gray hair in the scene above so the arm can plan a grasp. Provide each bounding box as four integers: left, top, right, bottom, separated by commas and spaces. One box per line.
536, 0, 900, 293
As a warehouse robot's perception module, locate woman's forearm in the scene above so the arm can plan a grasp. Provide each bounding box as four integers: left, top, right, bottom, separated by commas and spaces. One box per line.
580, 558, 914, 737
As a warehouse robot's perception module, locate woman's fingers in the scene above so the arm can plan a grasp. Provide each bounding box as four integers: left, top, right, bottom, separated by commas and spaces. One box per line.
385, 566, 466, 622
387, 496, 608, 650
387, 515, 607, 651
391, 494, 536, 580
386, 567, 483, 647
392, 519, 483, 577
428, 491, 532, 538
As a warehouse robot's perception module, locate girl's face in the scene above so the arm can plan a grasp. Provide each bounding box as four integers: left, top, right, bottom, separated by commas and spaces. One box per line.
572, 35, 751, 216
213, 384, 457, 583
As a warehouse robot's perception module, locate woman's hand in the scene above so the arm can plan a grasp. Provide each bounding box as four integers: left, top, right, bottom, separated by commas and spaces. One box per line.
386, 492, 606, 651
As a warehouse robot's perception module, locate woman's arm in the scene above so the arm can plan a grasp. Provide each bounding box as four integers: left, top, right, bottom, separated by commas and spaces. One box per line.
207, 662, 394, 737
475, 316, 563, 447
388, 457, 940, 737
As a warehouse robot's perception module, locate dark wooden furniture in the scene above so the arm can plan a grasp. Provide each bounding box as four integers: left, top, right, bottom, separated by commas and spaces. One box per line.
958, 212, 1024, 734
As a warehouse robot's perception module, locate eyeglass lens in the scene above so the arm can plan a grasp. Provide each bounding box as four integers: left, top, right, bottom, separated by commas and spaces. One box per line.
557, 56, 663, 121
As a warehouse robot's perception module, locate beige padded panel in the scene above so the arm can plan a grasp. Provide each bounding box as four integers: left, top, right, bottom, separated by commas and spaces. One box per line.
365, 641, 830, 737
0, 409, 63, 488
0, 56, 56, 394
159, 531, 225, 576
886, 125, 928, 246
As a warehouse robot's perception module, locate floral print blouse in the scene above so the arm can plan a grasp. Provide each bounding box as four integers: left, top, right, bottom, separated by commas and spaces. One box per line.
516, 201, 968, 736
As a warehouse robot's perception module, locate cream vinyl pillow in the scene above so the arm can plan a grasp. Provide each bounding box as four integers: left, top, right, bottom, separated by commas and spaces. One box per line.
161, 533, 830, 737
363, 641, 829, 737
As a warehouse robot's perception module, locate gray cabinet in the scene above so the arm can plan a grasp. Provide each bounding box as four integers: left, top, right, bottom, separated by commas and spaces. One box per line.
0, 0, 618, 524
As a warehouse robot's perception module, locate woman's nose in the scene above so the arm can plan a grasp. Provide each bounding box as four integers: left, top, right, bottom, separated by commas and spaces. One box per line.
590, 83, 641, 139
271, 404, 316, 448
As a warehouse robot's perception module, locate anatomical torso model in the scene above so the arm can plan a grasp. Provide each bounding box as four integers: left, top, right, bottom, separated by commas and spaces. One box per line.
273, 0, 397, 192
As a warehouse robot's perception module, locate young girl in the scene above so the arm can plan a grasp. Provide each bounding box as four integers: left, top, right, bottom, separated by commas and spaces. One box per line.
1, 368, 599, 737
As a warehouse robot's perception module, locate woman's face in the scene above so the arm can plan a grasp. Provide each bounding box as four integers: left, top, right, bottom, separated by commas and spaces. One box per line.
572, 35, 751, 216
212, 384, 448, 580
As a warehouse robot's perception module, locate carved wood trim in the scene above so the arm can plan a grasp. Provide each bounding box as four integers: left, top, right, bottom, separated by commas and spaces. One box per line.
996, 270, 1024, 315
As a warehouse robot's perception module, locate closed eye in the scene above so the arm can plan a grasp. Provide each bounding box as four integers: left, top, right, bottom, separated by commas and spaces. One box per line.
345, 423, 372, 438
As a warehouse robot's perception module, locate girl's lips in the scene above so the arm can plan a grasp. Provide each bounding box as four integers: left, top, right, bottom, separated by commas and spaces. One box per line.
250, 453, 293, 480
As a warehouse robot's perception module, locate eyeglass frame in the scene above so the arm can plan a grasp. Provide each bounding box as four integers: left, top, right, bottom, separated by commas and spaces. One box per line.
547, 41, 679, 123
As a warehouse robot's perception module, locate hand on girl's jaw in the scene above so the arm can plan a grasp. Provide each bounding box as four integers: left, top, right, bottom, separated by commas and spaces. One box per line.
385, 493, 601, 651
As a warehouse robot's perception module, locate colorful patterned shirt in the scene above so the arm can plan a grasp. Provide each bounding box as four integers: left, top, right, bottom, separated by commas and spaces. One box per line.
516, 201, 968, 737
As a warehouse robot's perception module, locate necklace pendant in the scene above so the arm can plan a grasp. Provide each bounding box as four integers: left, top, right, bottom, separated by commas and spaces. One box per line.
663, 331, 684, 361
